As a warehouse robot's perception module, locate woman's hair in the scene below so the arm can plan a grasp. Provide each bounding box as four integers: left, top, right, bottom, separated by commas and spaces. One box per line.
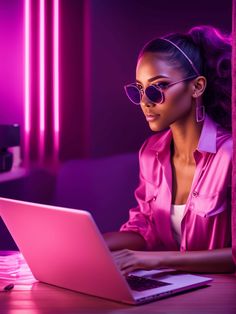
139, 25, 232, 131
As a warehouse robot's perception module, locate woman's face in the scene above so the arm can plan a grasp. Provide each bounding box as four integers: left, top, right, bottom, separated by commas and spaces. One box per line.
136, 52, 195, 132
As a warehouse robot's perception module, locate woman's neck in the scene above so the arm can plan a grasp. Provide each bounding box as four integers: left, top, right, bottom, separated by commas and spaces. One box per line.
170, 112, 204, 164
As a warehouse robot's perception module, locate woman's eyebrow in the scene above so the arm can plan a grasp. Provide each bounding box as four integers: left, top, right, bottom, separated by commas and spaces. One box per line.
136, 75, 169, 84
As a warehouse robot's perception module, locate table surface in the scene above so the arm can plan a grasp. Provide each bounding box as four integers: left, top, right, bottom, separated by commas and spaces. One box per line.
0, 273, 236, 314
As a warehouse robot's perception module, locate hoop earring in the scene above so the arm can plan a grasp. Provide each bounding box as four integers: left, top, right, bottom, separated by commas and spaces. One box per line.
196, 105, 205, 122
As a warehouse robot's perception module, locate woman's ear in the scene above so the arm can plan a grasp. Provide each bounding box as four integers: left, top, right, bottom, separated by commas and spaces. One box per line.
192, 76, 207, 98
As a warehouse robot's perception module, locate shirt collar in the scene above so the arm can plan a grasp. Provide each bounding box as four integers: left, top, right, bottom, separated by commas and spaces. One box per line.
150, 114, 217, 155
196, 114, 217, 154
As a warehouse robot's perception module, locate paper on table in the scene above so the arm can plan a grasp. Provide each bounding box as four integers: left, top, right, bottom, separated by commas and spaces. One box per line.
0, 251, 38, 291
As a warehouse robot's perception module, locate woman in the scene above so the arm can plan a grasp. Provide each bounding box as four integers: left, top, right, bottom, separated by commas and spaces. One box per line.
104, 25, 235, 274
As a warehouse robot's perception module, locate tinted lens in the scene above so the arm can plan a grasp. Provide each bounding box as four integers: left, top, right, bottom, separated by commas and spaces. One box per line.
145, 85, 163, 103
124, 85, 141, 104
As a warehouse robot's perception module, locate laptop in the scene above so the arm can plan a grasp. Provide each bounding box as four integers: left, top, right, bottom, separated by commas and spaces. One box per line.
0, 197, 212, 305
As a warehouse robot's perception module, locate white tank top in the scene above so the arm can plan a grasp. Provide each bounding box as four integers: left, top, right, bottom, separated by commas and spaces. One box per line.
170, 204, 186, 246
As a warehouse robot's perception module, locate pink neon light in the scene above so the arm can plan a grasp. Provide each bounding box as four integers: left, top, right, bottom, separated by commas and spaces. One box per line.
83, 0, 91, 155
39, 0, 45, 133
24, 0, 30, 133
54, 0, 59, 137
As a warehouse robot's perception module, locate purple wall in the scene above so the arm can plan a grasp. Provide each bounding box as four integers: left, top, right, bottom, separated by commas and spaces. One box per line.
0, 0, 23, 126
0, 0, 232, 159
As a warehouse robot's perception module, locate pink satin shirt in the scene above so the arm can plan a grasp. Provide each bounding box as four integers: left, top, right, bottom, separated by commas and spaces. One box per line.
120, 115, 232, 251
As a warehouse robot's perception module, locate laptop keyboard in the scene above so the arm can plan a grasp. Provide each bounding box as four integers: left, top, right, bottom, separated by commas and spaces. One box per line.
126, 275, 170, 292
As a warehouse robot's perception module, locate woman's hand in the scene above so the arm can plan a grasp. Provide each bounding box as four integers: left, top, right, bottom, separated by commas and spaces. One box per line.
112, 249, 164, 275
112, 248, 235, 275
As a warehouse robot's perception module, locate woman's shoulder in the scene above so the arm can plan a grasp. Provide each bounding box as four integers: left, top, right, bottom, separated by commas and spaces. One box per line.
216, 125, 232, 156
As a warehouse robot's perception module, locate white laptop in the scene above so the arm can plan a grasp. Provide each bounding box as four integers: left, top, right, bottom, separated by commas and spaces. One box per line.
0, 197, 212, 305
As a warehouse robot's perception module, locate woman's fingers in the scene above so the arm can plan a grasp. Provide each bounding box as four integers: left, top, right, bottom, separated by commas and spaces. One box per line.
112, 250, 162, 274
112, 249, 140, 274
112, 249, 131, 258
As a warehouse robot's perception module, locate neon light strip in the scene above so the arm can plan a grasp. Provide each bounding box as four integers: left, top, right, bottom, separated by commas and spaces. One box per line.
39, 0, 45, 132
83, 0, 91, 155
53, 0, 59, 139
25, 0, 30, 133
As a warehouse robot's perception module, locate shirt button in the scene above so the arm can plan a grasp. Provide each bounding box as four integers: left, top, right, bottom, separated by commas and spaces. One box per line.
153, 196, 157, 201
192, 191, 198, 197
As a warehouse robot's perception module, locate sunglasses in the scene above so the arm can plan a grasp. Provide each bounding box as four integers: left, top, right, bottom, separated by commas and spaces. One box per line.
124, 75, 197, 105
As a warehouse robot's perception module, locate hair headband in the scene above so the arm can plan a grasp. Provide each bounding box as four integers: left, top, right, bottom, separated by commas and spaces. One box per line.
161, 38, 200, 76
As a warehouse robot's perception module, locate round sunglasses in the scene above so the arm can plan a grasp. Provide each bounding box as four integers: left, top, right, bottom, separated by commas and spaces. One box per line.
124, 75, 197, 105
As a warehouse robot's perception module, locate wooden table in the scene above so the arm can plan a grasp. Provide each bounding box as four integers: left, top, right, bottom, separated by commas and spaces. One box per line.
0, 273, 236, 314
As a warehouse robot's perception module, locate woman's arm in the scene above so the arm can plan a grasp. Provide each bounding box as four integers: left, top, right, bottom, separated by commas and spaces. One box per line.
112, 248, 235, 275
103, 231, 147, 251
160, 248, 235, 273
